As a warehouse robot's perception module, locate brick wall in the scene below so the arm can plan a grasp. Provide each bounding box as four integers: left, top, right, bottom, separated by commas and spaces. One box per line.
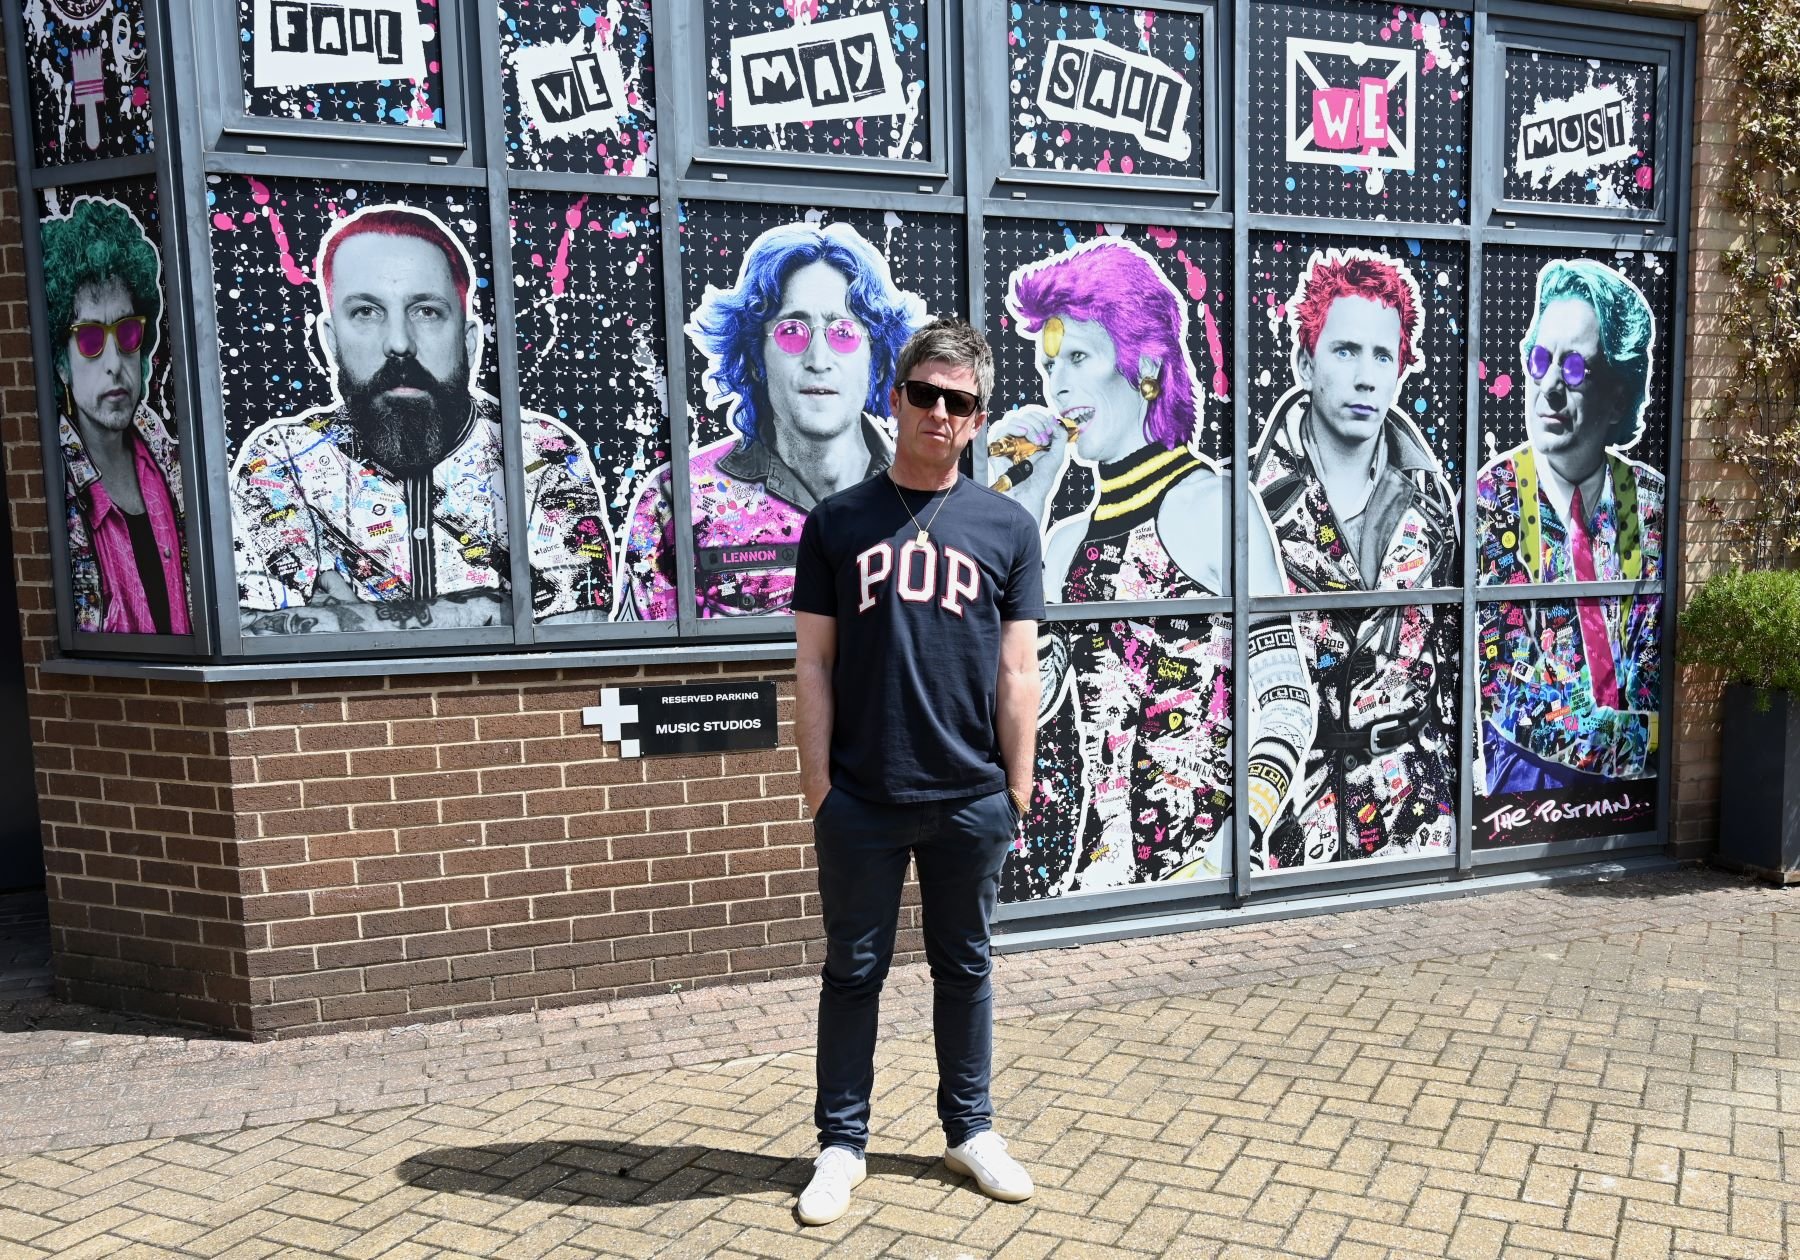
0, 0, 1747, 1038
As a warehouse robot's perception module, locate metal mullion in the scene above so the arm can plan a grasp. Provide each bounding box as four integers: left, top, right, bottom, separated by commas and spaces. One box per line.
29, 154, 161, 188
42, 638, 800, 683
1489, 0, 1691, 42
1481, 224, 1678, 253
1250, 588, 1465, 613
4, 0, 77, 658
1459, 0, 1492, 878
1229, 0, 1251, 907
199, 151, 488, 188
529, 618, 680, 646
1472, 830, 1661, 868
140, 0, 210, 655
1247, 214, 1471, 243
1657, 25, 1697, 859
981, 198, 1232, 232
160, 1, 248, 660
1472, 580, 1664, 603
654, 5, 700, 640
474, 3, 535, 649
992, 876, 1230, 927
674, 179, 965, 216
686, 618, 800, 644
231, 625, 517, 659
1043, 598, 1233, 623
504, 168, 660, 198
1247, 850, 1458, 894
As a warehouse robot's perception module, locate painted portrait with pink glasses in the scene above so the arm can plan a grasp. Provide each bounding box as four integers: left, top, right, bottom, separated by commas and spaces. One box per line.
42, 193, 190, 638
616, 220, 928, 620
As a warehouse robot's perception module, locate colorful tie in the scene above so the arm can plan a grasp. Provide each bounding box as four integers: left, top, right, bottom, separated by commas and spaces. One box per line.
1566, 486, 1619, 708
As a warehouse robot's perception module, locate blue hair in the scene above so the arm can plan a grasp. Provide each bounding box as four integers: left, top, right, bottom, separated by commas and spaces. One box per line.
1523, 259, 1655, 448
687, 222, 927, 447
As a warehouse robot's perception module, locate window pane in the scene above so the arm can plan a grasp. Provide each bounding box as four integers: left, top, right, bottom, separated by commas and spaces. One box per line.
1476, 596, 1661, 847
509, 190, 667, 623
704, 0, 933, 163
1503, 49, 1658, 212
1249, 232, 1466, 593
237, 0, 448, 130
24, 0, 154, 165
1006, 0, 1208, 184
500, 0, 656, 176
984, 219, 1234, 603
42, 180, 192, 638
1249, 0, 1472, 223
646, 201, 963, 620
1476, 248, 1674, 586
211, 176, 532, 636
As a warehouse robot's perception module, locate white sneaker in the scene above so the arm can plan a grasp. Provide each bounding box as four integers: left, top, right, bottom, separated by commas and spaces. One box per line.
944, 1131, 1034, 1202
796, 1145, 866, 1226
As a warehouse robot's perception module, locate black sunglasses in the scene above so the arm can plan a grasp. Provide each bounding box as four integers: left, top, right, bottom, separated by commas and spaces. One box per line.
899, 379, 981, 418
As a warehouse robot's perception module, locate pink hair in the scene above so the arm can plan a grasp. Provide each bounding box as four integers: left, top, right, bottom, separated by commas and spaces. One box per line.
320, 207, 473, 311
1292, 250, 1421, 370
1006, 238, 1198, 450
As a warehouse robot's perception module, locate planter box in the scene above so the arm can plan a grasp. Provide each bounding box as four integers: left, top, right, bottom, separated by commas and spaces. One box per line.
1716, 683, 1800, 885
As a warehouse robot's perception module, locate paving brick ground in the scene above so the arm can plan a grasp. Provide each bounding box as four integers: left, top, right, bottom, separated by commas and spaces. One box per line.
0, 867, 1796, 1258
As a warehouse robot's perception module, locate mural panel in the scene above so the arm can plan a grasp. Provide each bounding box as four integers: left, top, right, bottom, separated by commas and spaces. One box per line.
704, 0, 932, 163
41, 181, 190, 637
210, 176, 611, 634
1473, 250, 1670, 847
1249, 0, 1471, 223
236, 0, 447, 130
1475, 596, 1661, 848
23, 0, 153, 166
508, 190, 667, 622
1003, 614, 1242, 900
1247, 237, 1465, 870
499, 0, 655, 176
1502, 49, 1658, 213
619, 201, 963, 621
1005, 0, 1208, 184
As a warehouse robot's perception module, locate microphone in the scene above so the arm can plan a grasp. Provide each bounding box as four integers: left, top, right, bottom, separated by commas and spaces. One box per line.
992, 459, 1035, 494
988, 415, 1080, 491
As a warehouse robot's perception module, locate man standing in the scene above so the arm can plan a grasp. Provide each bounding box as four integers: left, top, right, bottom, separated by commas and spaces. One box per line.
1251, 248, 1459, 868
230, 204, 612, 634
792, 320, 1042, 1225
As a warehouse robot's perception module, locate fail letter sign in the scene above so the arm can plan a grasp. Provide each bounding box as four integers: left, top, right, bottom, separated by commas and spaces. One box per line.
251, 0, 428, 90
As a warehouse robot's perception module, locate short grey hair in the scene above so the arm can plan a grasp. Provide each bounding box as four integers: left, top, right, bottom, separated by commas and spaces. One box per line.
896, 319, 995, 408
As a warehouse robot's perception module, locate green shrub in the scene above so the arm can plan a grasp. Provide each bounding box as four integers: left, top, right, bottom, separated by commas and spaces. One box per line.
1679, 570, 1800, 702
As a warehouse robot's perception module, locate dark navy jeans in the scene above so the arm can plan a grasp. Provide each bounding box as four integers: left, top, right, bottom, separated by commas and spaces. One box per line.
811, 785, 1017, 1153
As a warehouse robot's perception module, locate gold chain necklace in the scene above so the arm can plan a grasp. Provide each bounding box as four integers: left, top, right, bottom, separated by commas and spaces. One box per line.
890, 472, 958, 546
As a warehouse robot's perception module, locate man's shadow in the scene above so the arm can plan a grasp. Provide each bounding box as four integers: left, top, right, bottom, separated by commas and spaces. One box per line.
396, 1141, 950, 1207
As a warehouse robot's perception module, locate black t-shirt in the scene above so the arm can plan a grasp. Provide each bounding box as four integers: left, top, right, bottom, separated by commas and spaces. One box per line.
793, 471, 1045, 803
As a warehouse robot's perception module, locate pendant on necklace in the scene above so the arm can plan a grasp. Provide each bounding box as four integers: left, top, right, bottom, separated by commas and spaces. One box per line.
915, 529, 929, 546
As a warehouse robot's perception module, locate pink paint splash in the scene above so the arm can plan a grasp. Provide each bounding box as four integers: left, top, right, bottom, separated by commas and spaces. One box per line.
1477, 361, 1488, 380
1203, 305, 1228, 399
1096, 150, 1113, 173
1635, 165, 1654, 190
1488, 373, 1513, 399
548, 195, 590, 296
1146, 225, 1177, 249
1174, 249, 1208, 301
783, 0, 820, 20
1121, 155, 1135, 175
247, 177, 310, 287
